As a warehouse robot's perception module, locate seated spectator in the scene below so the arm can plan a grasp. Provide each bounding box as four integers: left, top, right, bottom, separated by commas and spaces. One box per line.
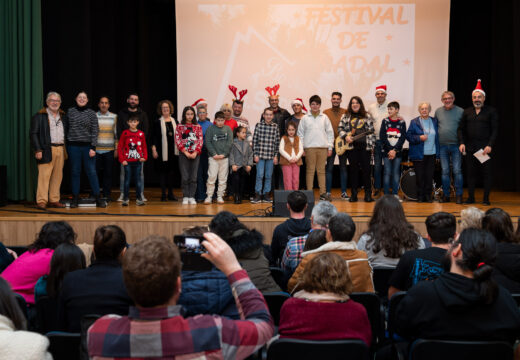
177, 225, 238, 318
271, 191, 311, 266
58, 225, 133, 332
34, 243, 86, 300
357, 195, 424, 269
87, 234, 274, 359
459, 206, 484, 231
279, 252, 372, 346
2, 221, 76, 305
288, 212, 374, 293
0, 243, 17, 273
388, 212, 456, 298
281, 201, 337, 274
395, 228, 520, 344
302, 229, 328, 252
210, 211, 281, 293
0, 277, 52, 359
482, 208, 520, 293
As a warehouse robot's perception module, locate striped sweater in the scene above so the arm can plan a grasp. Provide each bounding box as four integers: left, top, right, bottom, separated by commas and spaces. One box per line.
96, 111, 117, 152
66, 107, 99, 148
87, 269, 274, 359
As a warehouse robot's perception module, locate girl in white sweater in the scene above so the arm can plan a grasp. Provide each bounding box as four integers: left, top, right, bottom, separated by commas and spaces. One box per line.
279, 121, 304, 190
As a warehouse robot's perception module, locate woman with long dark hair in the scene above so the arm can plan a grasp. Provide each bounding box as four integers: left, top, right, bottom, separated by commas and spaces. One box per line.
395, 228, 520, 344
338, 96, 375, 202
2, 221, 76, 305
357, 195, 423, 268
482, 208, 520, 293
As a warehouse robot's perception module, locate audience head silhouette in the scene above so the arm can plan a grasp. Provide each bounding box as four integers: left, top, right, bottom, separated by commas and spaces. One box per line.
482, 208, 518, 244
0, 277, 27, 330
29, 221, 76, 252
300, 252, 353, 295
93, 225, 127, 261
46, 243, 86, 298
328, 212, 356, 242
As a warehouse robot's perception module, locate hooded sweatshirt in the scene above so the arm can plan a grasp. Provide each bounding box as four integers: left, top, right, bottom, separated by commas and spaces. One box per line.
271, 218, 312, 266
493, 242, 520, 293
395, 272, 520, 344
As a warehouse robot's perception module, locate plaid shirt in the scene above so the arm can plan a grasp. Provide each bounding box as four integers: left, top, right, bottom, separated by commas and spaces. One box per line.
253, 120, 280, 159
87, 270, 274, 360
281, 234, 308, 272
338, 113, 376, 151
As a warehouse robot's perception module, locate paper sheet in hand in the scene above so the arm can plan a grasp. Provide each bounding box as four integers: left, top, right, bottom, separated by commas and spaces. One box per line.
473, 149, 490, 163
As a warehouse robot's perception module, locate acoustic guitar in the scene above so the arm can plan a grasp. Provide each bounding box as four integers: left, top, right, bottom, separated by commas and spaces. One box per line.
335, 129, 374, 155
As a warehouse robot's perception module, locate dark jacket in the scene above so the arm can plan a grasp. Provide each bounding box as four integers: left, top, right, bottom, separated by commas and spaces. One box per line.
395, 272, 520, 344
227, 229, 281, 293
30, 108, 68, 164
457, 105, 499, 152
117, 107, 149, 140
178, 268, 238, 319
58, 259, 133, 332
406, 116, 440, 161
493, 242, 520, 293
271, 218, 312, 266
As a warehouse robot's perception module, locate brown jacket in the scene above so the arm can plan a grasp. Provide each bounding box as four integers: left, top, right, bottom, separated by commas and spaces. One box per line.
279, 135, 302, 166
288, 241, 374, 293
323, 107, 347, 139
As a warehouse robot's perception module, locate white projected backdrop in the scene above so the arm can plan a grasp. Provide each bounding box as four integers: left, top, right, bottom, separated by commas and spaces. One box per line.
176, 0, 450, 129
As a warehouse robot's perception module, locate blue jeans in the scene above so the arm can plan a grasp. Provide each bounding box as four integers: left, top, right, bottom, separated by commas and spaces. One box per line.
67, 145, 100, 196
440, 144, 463, 196
255, 159, 273, 195
120, 163, 144, 196
373, 140, 383, 189
325, 148, 335, 193
383, 156, 402, 195
124, 162, 143, 200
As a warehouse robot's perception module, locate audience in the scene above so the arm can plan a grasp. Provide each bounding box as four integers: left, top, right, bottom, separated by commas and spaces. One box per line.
357, 195, 424, 268
271, 191, 311, 266
0, 243, 16, 273
459, 206, 484, 231
288, 212, 374, 293
282, 201, 337, 274
395, 228, 520, 344
482, 208, 520, 293
388, 212, 456, 298
278, 252, 371, 345
58, 225, 133, 332
87, 234, 274, 359
302, 229, 328, 252
0, 277, 52, 359
2, 221, 76, 305
210, 211, 281, 293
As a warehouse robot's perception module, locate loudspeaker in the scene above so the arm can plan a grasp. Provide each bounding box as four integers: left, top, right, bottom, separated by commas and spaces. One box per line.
273, 190, 314, 217
0, 166, 6, 207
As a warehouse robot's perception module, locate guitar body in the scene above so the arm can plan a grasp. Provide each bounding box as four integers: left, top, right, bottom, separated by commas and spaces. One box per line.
335, 133, 354, 155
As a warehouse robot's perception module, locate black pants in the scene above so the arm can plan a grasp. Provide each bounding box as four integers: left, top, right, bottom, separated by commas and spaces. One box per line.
347, 148, 371, 195
95, 151, 114, 198
157, 157, 177, 196
413, 155, 435, 200
466, 152, 492, 200
231, 167, 250, 199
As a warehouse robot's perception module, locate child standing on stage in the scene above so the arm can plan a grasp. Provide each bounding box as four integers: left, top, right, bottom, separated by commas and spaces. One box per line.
175, 106, 203, 205
229, 126, 253, 204
279, 121, 303, 191
118, 114, 148, 206
252, 108, 280, 204
204, 111, 233, 204
380, 101, 407, 198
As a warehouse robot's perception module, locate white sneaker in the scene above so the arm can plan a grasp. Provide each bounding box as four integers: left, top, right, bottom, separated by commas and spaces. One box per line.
136, 198, 145, 206
217, 197, 225, 204
188, 198, 197, 205
394, 194, 403, 202
117, 194, 124, 202
141, 194, 148, 202
204, 197, 212, 205
182, 197, 189, 205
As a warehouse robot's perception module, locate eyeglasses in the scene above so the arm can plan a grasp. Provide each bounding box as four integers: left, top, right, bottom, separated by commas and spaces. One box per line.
48, 99, 61, 103
441, 97, 453, 101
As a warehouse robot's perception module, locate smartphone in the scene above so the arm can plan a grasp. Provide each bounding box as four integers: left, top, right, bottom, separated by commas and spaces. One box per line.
173, 235, 212, 271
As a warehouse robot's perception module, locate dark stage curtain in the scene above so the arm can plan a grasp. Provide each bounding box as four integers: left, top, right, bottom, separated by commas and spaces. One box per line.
39, 0, 520, 195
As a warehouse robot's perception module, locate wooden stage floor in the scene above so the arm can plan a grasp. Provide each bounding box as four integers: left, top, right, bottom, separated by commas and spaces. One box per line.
1, 189, 518, 246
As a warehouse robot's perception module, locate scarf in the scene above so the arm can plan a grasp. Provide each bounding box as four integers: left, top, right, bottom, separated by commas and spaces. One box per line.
160, 116, 176, 161
293, 290, 350, 302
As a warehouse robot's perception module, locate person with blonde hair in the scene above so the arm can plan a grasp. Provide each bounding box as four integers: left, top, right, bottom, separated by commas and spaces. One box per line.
459, 206, 484, 231
278, 252, 371, 346
220, 103, 238, 131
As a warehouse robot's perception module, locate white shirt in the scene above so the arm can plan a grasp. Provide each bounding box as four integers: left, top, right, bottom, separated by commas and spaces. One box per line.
46, 108, 64, 144
367, 101, 389, 139
279, 136, 304, 161
297, 112, 334, 149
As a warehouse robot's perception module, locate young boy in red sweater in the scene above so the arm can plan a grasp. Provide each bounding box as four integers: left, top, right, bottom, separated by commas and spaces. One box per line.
118, 114, 148, 206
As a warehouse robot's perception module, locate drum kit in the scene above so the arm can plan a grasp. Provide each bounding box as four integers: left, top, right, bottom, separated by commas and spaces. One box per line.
399, 160, 452, 201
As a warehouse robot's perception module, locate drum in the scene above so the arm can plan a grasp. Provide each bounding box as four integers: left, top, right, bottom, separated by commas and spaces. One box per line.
400, 168, 418, 200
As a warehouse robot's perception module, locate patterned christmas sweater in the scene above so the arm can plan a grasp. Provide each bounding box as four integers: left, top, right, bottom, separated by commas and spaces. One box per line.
118, 129, 148, 163
174, 123, 203, 154
379, 117, 407, 157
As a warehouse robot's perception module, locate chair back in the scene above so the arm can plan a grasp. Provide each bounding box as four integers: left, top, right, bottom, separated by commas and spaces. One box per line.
269, 267, 286, 291
47, 332, 81, 360
267, 338, 369, 360
372, 268, 395, 299
80, 314, 101, 360
350, 292, 384, 347
36, 295, 60, 333
409, 339, 513, 360
511, 293, 520, 308
387, 291, 407, 340
263, 292, 290, 326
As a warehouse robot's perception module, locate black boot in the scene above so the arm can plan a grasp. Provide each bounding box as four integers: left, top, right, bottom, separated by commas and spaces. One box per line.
70, 196, 79, 208
161, 193, 167, 202
349, 191, 358, 202
96, 195, 107, 208
364, 194, 374, 202
168, 190, 177, 201
234, 194, 242, 204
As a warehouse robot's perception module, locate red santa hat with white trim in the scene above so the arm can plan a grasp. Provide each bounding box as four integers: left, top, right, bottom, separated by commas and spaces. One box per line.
291, 98, 308, 113
191, 98, 207, 107
472, 79, 486, 96
375, 85, 387, 93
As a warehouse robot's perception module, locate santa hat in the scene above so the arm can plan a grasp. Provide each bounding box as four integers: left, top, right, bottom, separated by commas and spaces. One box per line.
228, 85, 248, 102
375, 85, 387, 93
472, 79, 486, 96
291, 98, 308, 112
191, 98, 207, 107
265, 84, 280, 97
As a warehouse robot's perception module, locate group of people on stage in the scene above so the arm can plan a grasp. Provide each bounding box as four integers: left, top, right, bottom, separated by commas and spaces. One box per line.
30, 79, 498, 208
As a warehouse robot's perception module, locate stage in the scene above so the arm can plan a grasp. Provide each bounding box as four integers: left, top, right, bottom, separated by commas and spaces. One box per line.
0, 189, 518, 246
